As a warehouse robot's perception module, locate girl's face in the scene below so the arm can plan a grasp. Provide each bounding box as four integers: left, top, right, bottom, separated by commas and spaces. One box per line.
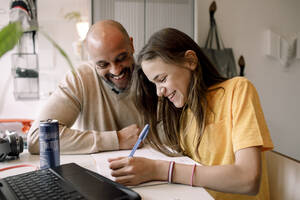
141, 57, 195, 108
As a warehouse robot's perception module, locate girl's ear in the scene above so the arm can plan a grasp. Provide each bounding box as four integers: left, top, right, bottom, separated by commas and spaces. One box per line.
184, 50, 198, 71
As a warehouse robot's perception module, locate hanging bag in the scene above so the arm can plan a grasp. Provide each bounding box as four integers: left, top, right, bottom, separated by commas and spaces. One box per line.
201, 1, 237, 78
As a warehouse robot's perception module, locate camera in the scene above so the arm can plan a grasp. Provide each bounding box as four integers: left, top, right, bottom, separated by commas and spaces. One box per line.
0, 131, 24, 162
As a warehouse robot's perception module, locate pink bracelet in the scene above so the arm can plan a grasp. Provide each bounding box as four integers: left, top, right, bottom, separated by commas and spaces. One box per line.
168, 161, 175, 183
190, 164, 196, 186
167, 161, 171, 181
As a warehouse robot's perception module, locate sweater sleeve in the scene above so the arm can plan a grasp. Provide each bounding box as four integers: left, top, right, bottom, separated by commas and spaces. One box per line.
27, 124, 119, 154
27, 68, 119, 154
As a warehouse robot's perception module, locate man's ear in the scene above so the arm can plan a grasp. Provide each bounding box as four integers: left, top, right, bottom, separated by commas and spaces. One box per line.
184, 50, 198, 71
129, 37, 135, 54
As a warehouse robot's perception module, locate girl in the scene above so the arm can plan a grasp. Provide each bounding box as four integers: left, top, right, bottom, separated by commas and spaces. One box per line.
108, 28, 273, 200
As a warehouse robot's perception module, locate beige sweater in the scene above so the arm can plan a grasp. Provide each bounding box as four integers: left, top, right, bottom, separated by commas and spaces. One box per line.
27, 62, 143, 154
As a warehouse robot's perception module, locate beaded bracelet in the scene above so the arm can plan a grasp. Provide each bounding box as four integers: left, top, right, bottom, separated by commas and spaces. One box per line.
168, 161, 175, 183
190, 164, 196, 186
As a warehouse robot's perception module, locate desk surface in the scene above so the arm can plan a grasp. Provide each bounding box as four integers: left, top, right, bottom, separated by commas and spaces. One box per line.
0, 149, 214, 200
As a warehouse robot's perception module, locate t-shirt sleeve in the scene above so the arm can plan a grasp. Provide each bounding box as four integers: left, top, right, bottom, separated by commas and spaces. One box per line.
231, 78, 273, 152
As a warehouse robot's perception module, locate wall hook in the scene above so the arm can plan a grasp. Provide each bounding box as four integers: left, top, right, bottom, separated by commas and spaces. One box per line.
209, 1, 217, 18
238, 55, 245, 76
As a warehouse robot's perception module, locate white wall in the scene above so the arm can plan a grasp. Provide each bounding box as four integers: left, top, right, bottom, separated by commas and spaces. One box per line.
0, 0, 39, 119
0, 0, 90, 119
196, 0, 300, 160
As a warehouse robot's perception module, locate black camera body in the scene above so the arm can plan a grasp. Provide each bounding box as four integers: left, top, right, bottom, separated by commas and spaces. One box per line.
0, 132, 24, 162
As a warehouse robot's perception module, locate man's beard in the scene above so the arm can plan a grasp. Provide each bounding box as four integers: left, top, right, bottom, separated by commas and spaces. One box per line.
102, 67, 133, 94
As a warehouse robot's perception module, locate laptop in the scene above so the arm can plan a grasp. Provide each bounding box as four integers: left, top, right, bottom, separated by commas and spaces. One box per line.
0, 163, 141, 200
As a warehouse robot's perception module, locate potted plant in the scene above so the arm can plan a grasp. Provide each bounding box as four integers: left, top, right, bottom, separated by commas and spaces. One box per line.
0, 21, 75, 72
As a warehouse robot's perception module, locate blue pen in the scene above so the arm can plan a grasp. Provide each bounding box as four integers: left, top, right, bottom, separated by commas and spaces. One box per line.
129, 124, 150, 157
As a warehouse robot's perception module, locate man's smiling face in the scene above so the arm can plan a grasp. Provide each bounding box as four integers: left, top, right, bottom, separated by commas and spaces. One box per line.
87, 22, 135, 92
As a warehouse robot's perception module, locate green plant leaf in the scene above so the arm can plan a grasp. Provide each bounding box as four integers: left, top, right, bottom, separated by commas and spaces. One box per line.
39, 29, 75, 72
0, 22, 23, 58
64, 11, 81, 22
0, 22, 75, 73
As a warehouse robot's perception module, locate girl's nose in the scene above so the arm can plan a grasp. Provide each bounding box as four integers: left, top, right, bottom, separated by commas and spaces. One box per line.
156, 87, 165, 97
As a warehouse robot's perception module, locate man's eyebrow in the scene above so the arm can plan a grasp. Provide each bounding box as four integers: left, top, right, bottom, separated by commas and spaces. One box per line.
115, 52, 128, 60
95, 52, 128, 65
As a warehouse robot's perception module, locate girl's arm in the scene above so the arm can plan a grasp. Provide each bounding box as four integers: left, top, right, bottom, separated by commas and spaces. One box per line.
108, 146, 261, 195
173, 146, 261, 195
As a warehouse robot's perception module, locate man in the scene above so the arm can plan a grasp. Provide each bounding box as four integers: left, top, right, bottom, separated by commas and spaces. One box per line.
27, 20, 143, 154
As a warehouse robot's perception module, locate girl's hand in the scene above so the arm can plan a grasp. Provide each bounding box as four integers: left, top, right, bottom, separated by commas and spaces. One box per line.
108, 156, 158, 185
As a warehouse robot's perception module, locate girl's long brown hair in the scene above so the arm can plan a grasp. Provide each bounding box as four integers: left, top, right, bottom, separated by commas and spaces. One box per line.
133, 28, 227, 159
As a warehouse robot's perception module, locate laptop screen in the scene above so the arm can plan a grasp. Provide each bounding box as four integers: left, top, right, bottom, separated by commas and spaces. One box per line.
0, 163, 141, 200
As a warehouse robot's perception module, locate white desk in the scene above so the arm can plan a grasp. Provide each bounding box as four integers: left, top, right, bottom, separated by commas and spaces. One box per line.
0, 149, 214, 200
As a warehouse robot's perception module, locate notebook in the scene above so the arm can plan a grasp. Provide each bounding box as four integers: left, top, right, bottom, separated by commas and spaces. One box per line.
92, 146, 199, 184
0, 163, 141, 200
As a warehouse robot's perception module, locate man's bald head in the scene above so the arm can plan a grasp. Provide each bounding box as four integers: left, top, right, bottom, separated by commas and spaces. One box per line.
85, 20, 131, 53
87, 20, 129, 39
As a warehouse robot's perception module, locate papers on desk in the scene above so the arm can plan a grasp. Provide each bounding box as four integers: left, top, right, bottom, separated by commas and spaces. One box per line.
91, 147, 214, 200
91, 146, 198, 181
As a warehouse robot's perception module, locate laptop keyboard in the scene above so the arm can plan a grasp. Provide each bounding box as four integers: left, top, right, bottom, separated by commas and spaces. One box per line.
4, 168, 86, 200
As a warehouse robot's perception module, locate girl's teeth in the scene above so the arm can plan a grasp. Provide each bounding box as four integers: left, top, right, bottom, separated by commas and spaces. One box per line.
169, 91, 175, 99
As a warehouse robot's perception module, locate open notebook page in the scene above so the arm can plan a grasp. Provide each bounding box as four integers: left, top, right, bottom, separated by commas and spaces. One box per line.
91, 146, 199, 186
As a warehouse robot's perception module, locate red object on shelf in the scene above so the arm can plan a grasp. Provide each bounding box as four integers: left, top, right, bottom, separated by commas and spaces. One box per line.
0, 119, 33, 134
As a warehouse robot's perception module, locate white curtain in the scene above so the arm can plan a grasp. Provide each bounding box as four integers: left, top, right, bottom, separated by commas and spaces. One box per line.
92, 0, 194, 54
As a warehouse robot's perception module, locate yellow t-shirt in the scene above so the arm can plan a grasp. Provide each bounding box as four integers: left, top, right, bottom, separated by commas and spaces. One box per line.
180, 77, 273, 200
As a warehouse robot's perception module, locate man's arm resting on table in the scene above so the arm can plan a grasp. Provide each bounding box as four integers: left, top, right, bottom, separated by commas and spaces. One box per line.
27, 124, 118, 154
27, 123, 141, 154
